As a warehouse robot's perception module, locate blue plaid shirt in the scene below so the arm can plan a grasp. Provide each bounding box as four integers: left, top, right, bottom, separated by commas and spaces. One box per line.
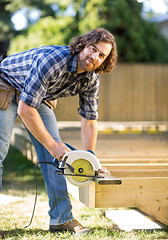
0, 45, 100, 120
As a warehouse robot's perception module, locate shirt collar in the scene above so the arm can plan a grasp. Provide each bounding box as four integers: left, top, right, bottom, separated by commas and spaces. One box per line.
67, 54, 77, 73
67, 54, 93, 79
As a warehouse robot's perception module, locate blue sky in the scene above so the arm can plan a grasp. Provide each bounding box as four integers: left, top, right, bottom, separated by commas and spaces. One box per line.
139, 0, 167, 13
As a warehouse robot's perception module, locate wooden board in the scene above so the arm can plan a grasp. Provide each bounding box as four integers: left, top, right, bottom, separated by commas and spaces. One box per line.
105, 209, 163, 231
78, 177, 168, 226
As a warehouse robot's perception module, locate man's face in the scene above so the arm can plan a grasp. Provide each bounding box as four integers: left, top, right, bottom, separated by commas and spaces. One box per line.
77, 41, 112, 73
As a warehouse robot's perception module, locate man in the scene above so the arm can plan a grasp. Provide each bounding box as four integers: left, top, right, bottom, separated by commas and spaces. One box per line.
0, 28, 117, 236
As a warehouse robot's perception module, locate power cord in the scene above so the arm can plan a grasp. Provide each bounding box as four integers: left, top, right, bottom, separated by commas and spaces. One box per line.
22, 161, 58, 229
22, 147, 96, 229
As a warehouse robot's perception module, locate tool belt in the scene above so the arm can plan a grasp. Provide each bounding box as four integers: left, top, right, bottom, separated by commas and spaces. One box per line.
0, 54, 16, 110
43, 100, 57, 109
0, 78, 57, 110
0, 78, 16, 110
0, 55, 57, 110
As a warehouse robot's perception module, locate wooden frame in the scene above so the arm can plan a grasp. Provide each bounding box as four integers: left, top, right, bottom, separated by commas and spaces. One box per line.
67, 157, 168, 226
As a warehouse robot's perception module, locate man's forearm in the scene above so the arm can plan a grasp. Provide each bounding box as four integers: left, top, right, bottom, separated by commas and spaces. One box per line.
81, 117, 97, 152
17, 100, 69, 160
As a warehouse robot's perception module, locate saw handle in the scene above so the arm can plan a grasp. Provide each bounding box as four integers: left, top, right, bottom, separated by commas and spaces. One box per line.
65, 143, 76, 151
52, 143, 76, 167
87, 150, 95, 155
53, 143, 95, 166
65, 143, 95, 155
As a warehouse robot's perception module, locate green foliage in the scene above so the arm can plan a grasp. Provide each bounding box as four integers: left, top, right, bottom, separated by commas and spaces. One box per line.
5, 0, 55, 17
0, 1, 13, 41
78, 0, 106, 33
0, 0, 56, 54
6, 0, 168, 62
0, 14, 13, 41
89, 0, 168, 62
142, 21, 168, 62
9, 16, 74, 54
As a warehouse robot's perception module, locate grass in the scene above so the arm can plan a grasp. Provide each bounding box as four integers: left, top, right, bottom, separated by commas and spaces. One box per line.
0, 147, 168, 239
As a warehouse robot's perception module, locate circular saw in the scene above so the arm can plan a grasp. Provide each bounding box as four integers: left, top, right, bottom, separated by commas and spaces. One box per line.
57, 149, 102, 187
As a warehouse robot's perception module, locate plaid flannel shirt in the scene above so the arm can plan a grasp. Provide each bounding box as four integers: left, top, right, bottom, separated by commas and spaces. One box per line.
0, 45, 100, 120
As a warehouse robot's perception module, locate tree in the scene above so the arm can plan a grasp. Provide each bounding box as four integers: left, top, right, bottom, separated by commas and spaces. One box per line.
5, 0, 168, 63
8, 16, 74, 54
0, 0, 55, 54
0, 1, 13, 55
79, 0, 168, 62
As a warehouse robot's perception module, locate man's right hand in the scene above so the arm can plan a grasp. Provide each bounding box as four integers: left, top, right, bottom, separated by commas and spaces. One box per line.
50, 142, 70, 161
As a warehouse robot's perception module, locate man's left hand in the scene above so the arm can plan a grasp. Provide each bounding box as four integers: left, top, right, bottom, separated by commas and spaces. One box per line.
99, 166, 110, 175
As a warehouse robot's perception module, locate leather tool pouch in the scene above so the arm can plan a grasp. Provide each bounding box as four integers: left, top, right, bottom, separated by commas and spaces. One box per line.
0, 54, 15, 110
0, 79, 57, 110
0, 79, 15, 110
44, 100, 57, 109
0, 55, 57, 110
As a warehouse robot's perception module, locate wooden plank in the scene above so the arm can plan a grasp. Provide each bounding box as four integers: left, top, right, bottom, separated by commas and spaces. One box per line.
92, 178, 168, 226
93, 178, 168, 208
145, 65, 157, 120
99, 73, 114, 121
138, 177, 168, 226
157, 65, 168, 120
109, 169, 168, 178
100, 157, 168, 164
78, 178, 168, 225
105, 209, 163, 231
132, 64, 145, 121
102, 163, 168, 170
79, 182, 96, 208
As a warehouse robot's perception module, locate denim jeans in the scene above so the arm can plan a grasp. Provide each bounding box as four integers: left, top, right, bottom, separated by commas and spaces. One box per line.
0, 96, 73, 225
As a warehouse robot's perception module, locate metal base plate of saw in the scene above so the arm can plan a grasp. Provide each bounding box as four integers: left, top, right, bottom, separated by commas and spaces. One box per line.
57, 150, 122, 187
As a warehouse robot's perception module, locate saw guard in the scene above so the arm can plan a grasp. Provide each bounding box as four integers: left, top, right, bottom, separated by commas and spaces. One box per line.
62, 150, 101, 170
61, 150, 101, 187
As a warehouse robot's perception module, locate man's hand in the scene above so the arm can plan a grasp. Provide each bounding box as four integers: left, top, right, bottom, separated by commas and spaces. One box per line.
99, 166, 110, 175
50, 142, 70, 162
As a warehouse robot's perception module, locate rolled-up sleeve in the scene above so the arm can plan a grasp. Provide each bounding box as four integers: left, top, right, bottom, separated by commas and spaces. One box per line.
78, 74, 100, 120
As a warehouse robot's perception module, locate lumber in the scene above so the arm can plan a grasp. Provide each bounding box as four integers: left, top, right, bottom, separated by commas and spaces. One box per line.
102, 163, 168, 170
100, 157, 168, 164
108, 169, 168, 178
80, 177, 168, 226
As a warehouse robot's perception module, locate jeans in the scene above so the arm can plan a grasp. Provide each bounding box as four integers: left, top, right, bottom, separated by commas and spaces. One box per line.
0, 96, 73, 225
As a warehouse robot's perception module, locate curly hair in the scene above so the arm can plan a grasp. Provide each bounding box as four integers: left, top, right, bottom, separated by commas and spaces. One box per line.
69, 28, 117, 74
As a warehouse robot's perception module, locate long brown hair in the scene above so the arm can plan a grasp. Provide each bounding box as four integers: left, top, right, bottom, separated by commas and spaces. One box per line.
69, 28, 117, 73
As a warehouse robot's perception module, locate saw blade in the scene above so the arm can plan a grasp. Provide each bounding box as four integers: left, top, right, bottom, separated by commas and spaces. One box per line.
65, 159, 95, 186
